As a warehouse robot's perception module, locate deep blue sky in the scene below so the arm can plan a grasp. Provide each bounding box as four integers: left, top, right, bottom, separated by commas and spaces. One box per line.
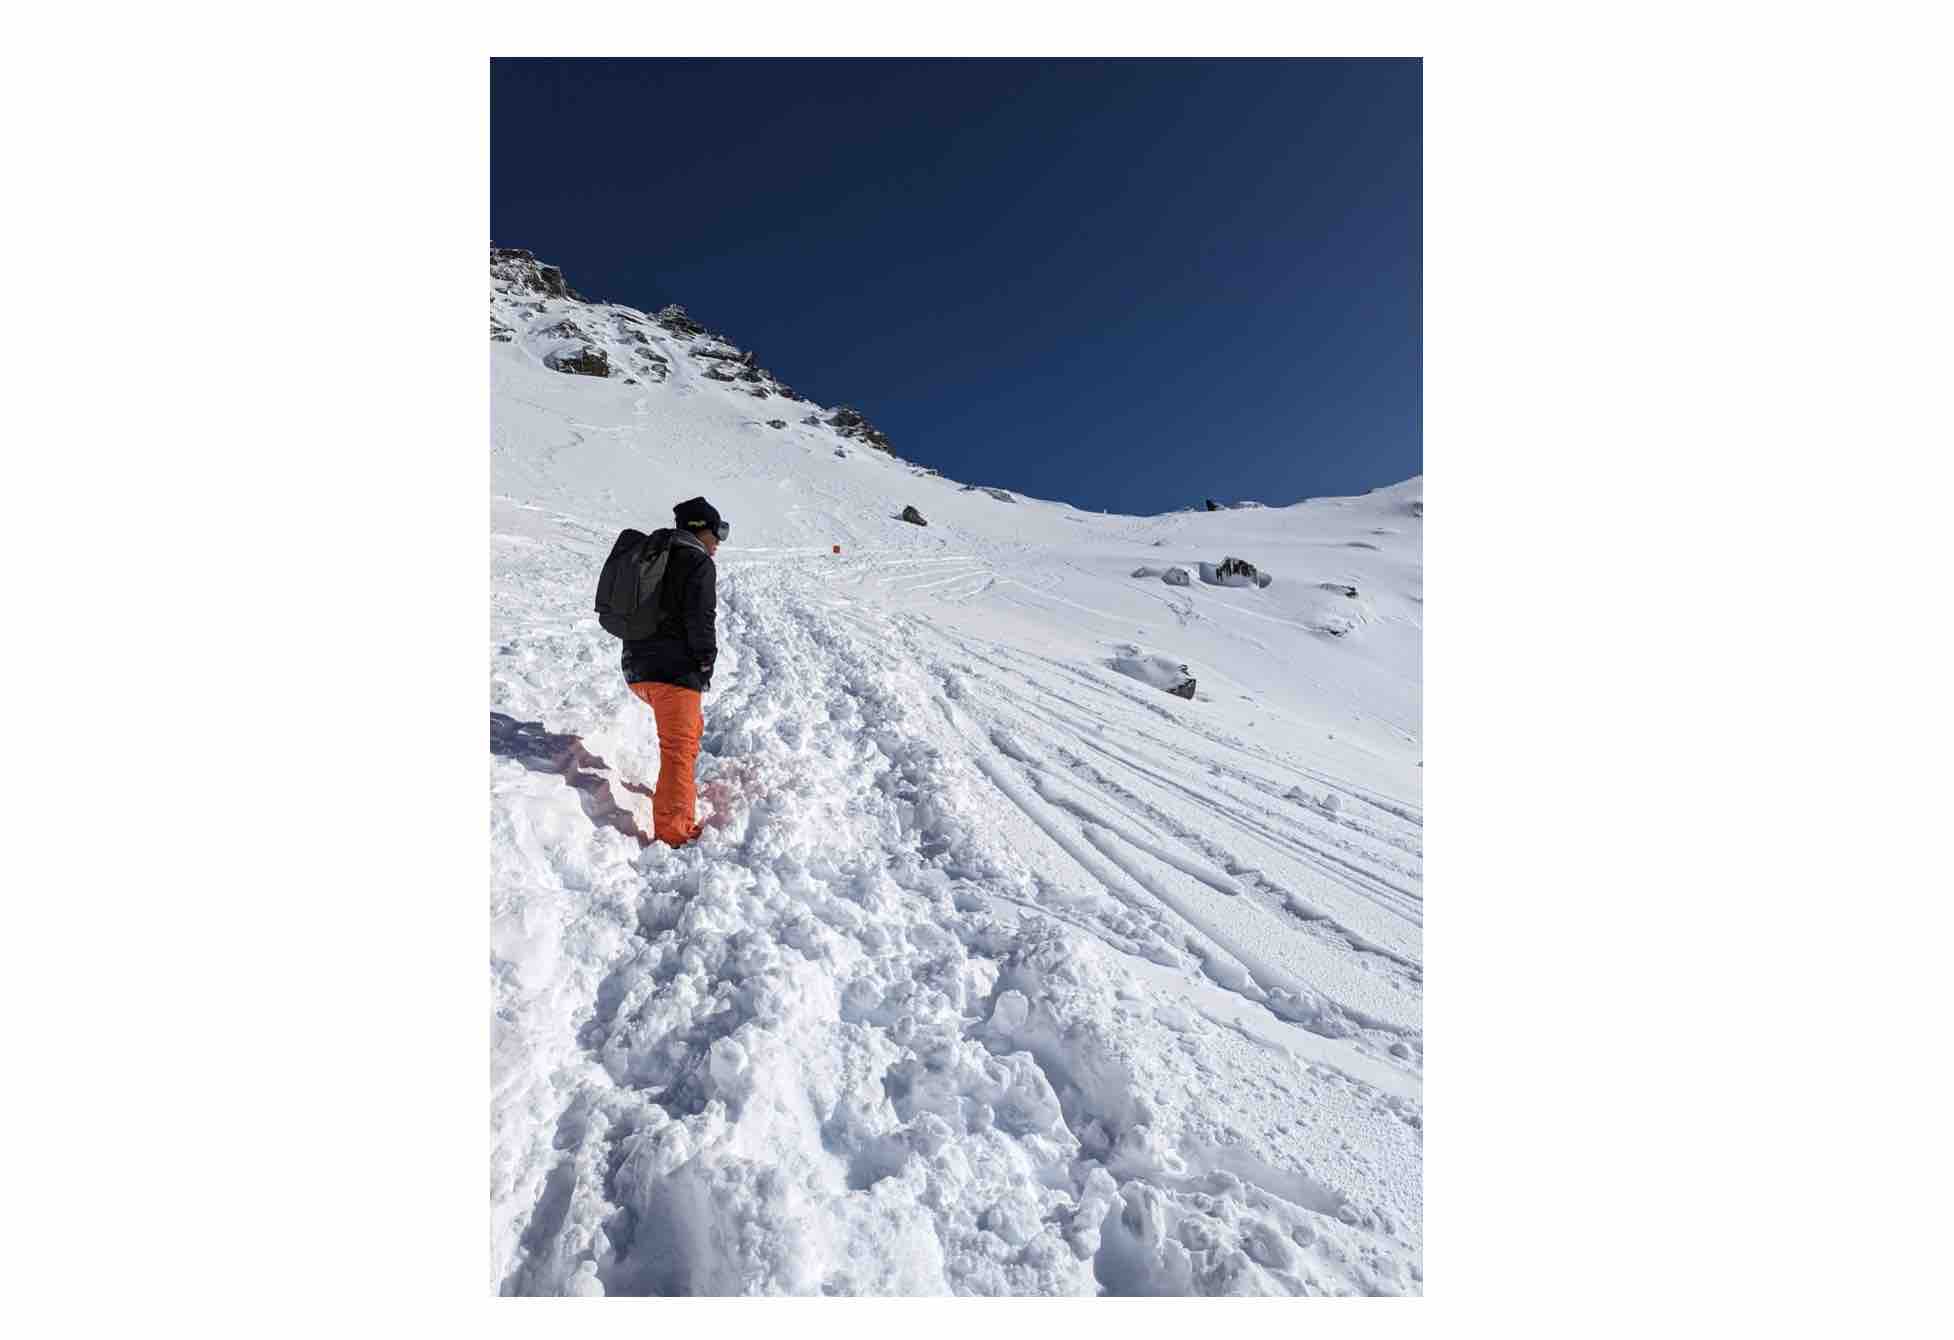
491, 59, 1420, 515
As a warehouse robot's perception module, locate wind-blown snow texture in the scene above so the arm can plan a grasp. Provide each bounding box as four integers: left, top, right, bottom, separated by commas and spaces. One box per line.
489, 251, 1423, 1296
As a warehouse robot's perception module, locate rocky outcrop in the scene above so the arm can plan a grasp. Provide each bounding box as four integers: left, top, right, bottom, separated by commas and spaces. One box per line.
655, 304, 708, 337
828, 405, 894, 453
1319, 583, 1358, 599
544, 346, 609, 377
491, 246, 581, 301
900, 505, 928, 526
766, 419, 787, 429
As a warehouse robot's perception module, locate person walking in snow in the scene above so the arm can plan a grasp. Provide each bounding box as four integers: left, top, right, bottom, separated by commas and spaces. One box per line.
623, 496, 726, 847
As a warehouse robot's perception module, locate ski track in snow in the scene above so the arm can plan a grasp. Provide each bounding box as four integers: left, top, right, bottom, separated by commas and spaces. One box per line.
489, 265, 1422, 1296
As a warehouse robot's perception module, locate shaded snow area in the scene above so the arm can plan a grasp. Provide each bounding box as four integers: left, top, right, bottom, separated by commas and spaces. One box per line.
489, 256, 1423, 1296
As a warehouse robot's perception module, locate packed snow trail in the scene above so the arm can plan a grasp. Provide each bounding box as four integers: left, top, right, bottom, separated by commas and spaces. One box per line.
489, 249, 1423, 1295
493, 550, 1420, 1296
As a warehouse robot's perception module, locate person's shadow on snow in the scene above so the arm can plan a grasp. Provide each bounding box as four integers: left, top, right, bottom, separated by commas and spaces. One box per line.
489, 712, 654, 846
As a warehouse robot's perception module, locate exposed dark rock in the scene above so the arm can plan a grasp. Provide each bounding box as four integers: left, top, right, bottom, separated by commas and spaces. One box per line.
960, 485, 1017, 503
736, 367, 763, 382
538, 319, 587, 342
490, 246, 582, 301
655, 304, 708, 337
1319, 583, 1358, 599
1167, 676, 1198, 700
544, 346, 609, 377
490, 317, 514, 343
900, 505, 928, 526
693, 345, 744, 362
1162, 566, 1192, 587
827, 404, 894, 453
766, 419, 787, 429
702, 367, 736, 382
746, 388, 771, 398
1201, 556, 1272, 588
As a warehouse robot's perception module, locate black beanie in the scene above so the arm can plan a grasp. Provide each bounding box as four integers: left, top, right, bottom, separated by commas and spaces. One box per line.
673, 496, 722, 531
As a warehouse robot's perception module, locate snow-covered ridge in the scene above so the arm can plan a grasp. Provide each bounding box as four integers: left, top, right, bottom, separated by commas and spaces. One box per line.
492, 245, 897, 454
490, 245, 1422, 1296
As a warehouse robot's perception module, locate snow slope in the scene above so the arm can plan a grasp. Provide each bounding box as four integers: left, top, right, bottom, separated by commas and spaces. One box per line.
489, 251, 1424, 1296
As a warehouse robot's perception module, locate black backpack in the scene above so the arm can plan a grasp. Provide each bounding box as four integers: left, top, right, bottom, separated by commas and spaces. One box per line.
595, 529, 673, 639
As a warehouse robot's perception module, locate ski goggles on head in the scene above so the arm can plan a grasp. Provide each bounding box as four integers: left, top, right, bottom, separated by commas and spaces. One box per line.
688, 520, 731, 542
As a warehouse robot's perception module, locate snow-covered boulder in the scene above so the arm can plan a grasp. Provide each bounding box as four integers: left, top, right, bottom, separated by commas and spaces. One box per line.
1296, 584, 1379, 637
1162, 566, 1191, 586
900, 505, 928, 526
1108, 648, 1198, 699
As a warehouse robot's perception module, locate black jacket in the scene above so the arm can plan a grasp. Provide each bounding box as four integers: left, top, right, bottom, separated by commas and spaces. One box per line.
621, 529, 718, 691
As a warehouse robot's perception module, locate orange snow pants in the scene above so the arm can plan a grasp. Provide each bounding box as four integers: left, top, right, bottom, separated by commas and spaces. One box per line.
628, 681, 703, 847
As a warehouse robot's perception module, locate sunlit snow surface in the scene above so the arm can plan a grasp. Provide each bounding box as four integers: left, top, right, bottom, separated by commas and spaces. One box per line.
490, 271, 1422, 1295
